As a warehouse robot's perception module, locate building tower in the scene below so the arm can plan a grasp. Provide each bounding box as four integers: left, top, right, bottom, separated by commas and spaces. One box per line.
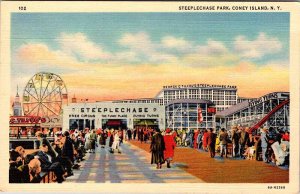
12, 85, 22, 116
71, 94, 77, 103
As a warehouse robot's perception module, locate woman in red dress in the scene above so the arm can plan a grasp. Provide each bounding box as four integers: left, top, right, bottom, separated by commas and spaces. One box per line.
163, 128, 176, 168
193, 129, 200, 149
202, 129, 208, 151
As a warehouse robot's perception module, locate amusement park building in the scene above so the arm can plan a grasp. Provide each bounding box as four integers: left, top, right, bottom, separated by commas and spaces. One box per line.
165, 99, 216, 131
155, 84, 238, 112
216, 92, 290, 131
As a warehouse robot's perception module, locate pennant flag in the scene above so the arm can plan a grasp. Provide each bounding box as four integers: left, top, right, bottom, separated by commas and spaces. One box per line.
62, 94, 68, 99
197, 108, 203, 123
207, 107, 216, 114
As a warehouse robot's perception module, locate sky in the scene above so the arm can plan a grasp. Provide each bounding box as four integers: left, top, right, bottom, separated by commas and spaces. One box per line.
11, 12, 289, 102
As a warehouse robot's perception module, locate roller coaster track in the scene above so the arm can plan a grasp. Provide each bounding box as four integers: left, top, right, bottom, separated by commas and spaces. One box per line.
248, 99, 289, 133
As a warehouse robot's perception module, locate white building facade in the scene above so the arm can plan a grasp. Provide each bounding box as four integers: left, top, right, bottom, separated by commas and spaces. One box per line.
63, 102, 165, 131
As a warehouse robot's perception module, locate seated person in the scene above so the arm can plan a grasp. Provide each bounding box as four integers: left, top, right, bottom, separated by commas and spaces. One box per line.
9, 146, 26, 183
17, 158, 43, 183
36, 131, 58, 159
243, 137, 256, 160
51, 142, 74, 177
71, 133, 84, 162
36, 140, 65, 183
9, 146, 26, 168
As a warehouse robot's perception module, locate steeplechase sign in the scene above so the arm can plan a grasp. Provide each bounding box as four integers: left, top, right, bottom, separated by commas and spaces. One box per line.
63, 102, 165, 130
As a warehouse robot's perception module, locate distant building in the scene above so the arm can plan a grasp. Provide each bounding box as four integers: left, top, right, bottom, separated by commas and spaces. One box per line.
12, 86, 22, 116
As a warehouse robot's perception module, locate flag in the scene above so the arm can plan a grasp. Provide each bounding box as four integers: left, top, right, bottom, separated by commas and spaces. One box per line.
197, 108, 203, 123
62, 94, 68, 99
207, 107, 216, 114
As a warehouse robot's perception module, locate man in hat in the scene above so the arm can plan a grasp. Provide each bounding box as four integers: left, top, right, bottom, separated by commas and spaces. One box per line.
36, 131, 58, 159
239, 126, 249, 159
89, 130, 97, 153
36, 140, 65, 183
231, 126, 240, 157
150, 128, 165, 169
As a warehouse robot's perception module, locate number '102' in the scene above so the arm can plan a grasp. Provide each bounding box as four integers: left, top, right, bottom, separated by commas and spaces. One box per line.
19, 6, 26, 11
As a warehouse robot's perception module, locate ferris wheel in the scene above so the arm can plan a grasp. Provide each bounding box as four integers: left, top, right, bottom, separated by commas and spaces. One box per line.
22, 72, 68, 117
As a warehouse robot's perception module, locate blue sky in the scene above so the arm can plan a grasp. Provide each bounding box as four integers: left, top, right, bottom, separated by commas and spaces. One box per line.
11, 12, 290, 101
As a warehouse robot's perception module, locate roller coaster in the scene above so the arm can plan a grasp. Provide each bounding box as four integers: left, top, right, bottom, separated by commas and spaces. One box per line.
217, 92, 289, 133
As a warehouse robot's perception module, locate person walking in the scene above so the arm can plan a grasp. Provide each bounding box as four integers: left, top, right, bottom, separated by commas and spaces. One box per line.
239, 127, 249, 159
231, 127, 240, 157
261, 127, 269, 163
99, 130, 107, 148
207, 128, 217, 158
109, 129, 114, 152
202, 129, 208, 151
127, 129, 132, 141
163, 129, 176, 168
150, 129, 165, 169
84, 130, 91, 153
90, 130, 97, 153
193, 129, 200, 149
111, 131, 121, 154
219, 128, 228, 158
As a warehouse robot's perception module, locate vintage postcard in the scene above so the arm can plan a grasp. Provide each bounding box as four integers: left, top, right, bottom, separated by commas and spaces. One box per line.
0, 1, 299, 193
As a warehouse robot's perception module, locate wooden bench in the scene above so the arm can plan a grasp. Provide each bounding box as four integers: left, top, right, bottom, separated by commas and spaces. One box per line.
41, 171, 56, 183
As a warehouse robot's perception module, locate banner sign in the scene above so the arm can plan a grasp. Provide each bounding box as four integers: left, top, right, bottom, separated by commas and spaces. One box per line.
10, 116, 46, 124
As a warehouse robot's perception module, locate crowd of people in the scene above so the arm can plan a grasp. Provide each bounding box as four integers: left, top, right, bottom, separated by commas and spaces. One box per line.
131, 125, 290, 168
9, 125, 290, 183
9, 130, 86, 183
9, 127, 135, 183
148, 126, 290, 166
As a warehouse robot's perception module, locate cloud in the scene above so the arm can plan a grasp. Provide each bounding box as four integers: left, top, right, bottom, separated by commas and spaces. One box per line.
119, 32, 155, 54
57, 32, 112, 61
12, 31, 288, 102
118, 32, 178, 64
196, 39, 228, 55
234, 32, 282, 59
161, 36, 193, 53
15, 43, 79, 67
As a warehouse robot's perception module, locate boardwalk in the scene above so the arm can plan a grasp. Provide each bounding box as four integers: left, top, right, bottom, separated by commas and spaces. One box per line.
65, 142, 203, 183
65, 140, 288, 183
130, 140, 289, 183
